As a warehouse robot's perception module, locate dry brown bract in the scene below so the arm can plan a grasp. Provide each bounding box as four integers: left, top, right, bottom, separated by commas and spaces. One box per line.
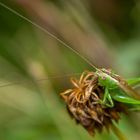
60, 71, 126, 135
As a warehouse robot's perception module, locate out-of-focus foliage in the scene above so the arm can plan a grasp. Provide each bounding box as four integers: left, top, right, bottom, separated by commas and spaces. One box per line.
0, 0, 140, 140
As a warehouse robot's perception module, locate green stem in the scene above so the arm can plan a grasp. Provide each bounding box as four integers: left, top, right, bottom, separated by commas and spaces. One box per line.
111, 123, 128, 140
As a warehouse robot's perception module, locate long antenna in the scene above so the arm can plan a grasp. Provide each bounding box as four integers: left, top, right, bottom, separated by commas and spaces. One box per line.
0, 2, 97, 70
0, 73, 81, 88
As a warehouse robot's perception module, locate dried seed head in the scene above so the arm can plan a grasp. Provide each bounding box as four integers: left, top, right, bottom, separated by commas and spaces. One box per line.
60, 71, 127, 135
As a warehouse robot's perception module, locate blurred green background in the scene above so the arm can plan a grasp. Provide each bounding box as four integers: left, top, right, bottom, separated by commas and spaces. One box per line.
0, 0, 140, 140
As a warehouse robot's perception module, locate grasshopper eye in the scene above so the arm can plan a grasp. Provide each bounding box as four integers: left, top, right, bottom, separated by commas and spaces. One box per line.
102, 77, 106, 80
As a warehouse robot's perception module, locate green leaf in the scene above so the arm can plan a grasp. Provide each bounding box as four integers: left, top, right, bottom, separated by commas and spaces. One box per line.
126, 78, 140, 86
128, 105, 140, 111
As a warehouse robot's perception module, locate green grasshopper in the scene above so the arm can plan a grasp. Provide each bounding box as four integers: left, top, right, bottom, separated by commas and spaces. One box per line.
95, 68, 140, 108
0, 2, 140, 109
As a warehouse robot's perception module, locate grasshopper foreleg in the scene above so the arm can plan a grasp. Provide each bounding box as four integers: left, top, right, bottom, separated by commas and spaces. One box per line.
101, 88, 114, 107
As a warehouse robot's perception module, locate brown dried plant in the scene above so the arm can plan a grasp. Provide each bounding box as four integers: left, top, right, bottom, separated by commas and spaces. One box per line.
60, 71, 127, 136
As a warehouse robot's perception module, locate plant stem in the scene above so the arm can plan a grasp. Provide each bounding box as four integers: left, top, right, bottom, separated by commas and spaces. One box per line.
111, 123, 128, 140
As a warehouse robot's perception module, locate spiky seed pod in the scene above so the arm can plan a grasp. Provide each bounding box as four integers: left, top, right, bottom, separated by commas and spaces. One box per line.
60, 71, 127, 135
